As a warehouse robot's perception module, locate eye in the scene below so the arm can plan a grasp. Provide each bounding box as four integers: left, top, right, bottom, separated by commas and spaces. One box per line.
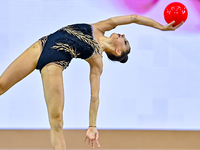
124, 40, 127, 45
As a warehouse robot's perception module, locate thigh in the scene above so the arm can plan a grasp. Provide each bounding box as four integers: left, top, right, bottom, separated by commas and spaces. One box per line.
0, 40, 42, 93
41, 64, 64, 119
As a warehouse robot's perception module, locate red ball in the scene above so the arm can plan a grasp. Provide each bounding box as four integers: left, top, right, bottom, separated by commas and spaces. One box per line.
164, 2, 188, 26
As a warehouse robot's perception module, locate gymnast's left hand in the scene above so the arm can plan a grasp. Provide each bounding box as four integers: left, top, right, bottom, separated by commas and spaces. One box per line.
84, 127, 101, 149
162, 21, 184, 31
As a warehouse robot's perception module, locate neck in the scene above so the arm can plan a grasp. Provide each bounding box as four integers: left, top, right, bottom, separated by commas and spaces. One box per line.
99, 36, 115, 54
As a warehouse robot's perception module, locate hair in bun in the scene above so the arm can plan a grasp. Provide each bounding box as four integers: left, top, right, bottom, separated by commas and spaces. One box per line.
119, 55, 128, 63
106, 48, 130, 63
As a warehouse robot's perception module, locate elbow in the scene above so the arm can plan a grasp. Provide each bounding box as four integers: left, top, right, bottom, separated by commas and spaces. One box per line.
91, 95, 99, 103
131, 14, 138, 23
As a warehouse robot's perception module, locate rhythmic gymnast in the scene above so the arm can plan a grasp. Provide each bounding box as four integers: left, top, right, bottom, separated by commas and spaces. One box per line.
0, 15, 183, 150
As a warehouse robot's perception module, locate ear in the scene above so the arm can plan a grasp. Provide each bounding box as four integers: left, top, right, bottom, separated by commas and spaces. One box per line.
115, 49, 121, 56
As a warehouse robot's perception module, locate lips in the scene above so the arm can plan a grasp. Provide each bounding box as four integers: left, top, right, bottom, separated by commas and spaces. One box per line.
118, 34, 121, 37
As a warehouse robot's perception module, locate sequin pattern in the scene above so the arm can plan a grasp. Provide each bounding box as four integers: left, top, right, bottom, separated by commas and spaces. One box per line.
55, 60, 69, 69
40, 36, 48, 48
37, 24, 99, 71
61, 26, 100, 54
51, 43, 80, 58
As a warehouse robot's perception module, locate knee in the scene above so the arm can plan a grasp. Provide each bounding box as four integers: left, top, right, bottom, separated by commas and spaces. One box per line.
49, 112, 64, 131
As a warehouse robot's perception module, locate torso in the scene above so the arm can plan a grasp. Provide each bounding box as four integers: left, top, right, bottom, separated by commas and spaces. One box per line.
85, 24, 104, 74
37, 23, 103, 71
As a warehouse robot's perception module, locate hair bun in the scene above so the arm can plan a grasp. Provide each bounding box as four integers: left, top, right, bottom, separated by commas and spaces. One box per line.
120, 55, 128, 63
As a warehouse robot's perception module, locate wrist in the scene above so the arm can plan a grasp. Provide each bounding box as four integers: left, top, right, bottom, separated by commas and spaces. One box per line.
160, 25, 165, 31
89, 126, 96, 128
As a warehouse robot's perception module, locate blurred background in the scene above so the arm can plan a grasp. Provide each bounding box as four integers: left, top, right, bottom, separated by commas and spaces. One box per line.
0, 0, 200, 130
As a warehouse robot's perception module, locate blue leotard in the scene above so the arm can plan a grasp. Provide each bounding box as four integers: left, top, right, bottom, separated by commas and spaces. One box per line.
36, 24, 100, 71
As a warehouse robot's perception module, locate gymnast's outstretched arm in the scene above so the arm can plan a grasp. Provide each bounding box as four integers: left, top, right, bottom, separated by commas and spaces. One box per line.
92, 14, 183, 32
84, 55, 103, 149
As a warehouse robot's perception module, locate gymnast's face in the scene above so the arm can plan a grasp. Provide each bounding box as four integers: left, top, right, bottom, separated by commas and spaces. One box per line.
110, 33, 130, 56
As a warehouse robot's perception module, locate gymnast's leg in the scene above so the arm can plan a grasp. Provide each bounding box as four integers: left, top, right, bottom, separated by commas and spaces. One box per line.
41, 64, 66, 150
0, 41, 42, 95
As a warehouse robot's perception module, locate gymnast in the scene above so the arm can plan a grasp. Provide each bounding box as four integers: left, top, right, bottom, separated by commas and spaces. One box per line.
0, 14, 183, 150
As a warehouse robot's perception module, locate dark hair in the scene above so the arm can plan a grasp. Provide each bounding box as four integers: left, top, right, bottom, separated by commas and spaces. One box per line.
106, 48, 131, 63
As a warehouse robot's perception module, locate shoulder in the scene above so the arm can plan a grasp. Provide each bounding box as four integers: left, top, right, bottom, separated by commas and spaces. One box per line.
86, 54, 103, 75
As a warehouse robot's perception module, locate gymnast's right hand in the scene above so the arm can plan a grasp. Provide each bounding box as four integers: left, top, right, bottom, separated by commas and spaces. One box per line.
84, 127, 101, 149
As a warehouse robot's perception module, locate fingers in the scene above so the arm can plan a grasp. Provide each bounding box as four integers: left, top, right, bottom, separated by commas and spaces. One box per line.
95, 132, 99, 140
174, 21, 184, 29
84, 137, 90, 147
84, 137, 87, 143
170, 21, 184, 29
85, 129, 100, 149
164, 20, 184, 31
92, 140, 94, 149
90, 139, 100, 149
95, 140, 101, 147
169, 21, 176, 26
84, 138, 100, 149
94, 132, 100, 147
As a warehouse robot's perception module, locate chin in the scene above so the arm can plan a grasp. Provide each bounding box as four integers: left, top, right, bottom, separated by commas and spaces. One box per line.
110, 33, 118, 38
110, 33, 115, 37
